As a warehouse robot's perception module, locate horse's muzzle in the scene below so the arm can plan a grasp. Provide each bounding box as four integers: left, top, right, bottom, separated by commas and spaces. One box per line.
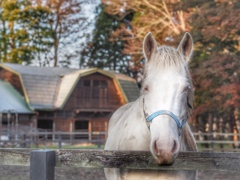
152, 139, 179, 166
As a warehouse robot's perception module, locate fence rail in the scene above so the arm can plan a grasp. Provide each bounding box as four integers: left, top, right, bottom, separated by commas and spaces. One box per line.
0, 131, 107, 149
193, 132, 240, 152
1, 131, 240, 151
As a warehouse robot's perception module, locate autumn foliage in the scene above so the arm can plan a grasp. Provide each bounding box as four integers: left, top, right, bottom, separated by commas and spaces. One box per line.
103, 0, 240, 133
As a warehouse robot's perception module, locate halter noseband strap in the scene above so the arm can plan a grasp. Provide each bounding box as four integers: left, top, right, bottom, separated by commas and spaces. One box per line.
146, 110, 187, 136
143, 98, 188, 136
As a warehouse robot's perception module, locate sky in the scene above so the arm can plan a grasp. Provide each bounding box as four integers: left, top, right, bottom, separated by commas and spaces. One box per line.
64, 0, 101, 69
30, 0, 101, 69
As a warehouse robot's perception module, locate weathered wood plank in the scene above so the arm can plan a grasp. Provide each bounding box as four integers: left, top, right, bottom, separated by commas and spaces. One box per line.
56, 150, 240, 171
1, 149, 240, 171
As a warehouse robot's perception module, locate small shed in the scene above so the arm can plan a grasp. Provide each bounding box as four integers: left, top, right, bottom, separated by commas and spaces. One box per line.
0, 80, 36, 135
0, 63, 140, 139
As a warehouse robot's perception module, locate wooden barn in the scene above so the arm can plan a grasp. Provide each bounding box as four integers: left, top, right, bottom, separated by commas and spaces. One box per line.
0, 63, 139, 139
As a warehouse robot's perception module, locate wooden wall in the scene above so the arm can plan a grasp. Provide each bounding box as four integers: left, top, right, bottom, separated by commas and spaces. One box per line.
64, 73, 123, 111
0, 68, 24, 96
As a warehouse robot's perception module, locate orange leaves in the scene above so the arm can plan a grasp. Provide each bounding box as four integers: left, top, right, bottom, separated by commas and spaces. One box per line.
102, 0, 191, 80
192, 51, 240, 116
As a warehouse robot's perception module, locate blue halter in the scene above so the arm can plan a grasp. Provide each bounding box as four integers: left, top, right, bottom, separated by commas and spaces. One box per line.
146, 110, 187, 136
143, 99, 188, 136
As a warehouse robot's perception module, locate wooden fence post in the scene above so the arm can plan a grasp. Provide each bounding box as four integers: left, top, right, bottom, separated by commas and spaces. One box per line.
22, 134, 26, 148
30, 150, 55, 180
45, 130, 48, 148
58, 131, 62, 149
97, 133, 101, 149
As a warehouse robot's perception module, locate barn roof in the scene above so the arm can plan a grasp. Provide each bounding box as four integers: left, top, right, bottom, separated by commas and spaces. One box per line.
0, 80, 33, 114
0, 63, 139, 110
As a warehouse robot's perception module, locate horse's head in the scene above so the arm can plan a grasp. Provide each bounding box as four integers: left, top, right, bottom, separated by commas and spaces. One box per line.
141, 32, 194, 165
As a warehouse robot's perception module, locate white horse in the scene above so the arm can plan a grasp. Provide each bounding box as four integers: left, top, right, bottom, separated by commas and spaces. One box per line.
105, 32, 198, 166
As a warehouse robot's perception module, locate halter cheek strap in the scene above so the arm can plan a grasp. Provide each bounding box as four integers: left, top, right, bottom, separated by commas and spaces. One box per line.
146, 110, 187, 136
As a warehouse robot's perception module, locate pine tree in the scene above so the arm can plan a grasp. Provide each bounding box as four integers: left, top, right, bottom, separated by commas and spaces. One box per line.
80, 4, 132, 75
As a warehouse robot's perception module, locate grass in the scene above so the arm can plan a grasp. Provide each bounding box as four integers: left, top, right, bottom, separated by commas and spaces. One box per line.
197, 143, 240, 152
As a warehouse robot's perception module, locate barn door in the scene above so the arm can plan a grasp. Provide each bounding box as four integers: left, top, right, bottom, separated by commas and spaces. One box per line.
93, 80, 108, 108
74, 120, 89, 139
78, 79, 108, 108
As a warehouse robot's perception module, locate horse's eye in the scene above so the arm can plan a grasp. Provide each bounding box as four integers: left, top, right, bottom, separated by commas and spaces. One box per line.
183, 85, 191, 92
144, 86, 149, 92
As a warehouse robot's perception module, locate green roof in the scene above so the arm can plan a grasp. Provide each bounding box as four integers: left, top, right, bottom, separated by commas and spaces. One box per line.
0, 80, 33, 113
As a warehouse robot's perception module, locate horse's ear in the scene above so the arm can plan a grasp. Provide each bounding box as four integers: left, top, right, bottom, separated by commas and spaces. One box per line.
143, 32, 157, 62
177, 32, 193, 62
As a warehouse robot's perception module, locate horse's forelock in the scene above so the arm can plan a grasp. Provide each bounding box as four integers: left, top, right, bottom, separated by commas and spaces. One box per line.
142, 46, 183, 88
146, 46, 185, 71
142, 45, 190, 87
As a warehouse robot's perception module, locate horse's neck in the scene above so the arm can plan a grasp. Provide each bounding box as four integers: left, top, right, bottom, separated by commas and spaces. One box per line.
180, 122, 198, 151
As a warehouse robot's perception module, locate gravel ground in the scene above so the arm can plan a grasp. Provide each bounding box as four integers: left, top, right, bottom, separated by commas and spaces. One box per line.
0, 166, 106, 180
0, 166, 29, 180
0, 166, 240, 180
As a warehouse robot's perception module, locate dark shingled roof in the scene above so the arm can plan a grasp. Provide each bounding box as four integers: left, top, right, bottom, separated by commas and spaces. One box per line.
118, 80, 140, 102
3, 63, 76, 76
2, 63, 77, 109
0, 63, 140, 110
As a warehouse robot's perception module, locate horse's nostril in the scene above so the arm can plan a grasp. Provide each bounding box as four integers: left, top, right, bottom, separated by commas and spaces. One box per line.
172, 140, 177, 154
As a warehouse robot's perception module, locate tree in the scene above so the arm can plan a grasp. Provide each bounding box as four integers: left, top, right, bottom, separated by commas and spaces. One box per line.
103, 0, 240, 136
0, 0, 53, 64
188, 0, 240, 115
79, 4, 132, 75
0, 0, 7, 62
40, 0, 93, 67
102, 0, 191, 80
181, 0, 240, 138
0, 0, 95, 66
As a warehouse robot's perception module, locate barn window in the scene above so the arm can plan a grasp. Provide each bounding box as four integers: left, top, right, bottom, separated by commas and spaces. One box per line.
75, 120, 88, 130
83, 80, 90, 86
38, 120, 53, 130
65, 111, 72, 117
46, 112, 54, 117
19, 114, 30, 121
74, 120, 89, 139
1, 114, 14, 124
93, 80, 107, 87
56, 111, 64, 118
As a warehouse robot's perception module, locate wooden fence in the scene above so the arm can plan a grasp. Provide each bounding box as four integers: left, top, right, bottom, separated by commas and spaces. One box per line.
193, 132, 240, 152
1, 131, 240, 151
0, 131, 106, 149
1, 149, 240, 180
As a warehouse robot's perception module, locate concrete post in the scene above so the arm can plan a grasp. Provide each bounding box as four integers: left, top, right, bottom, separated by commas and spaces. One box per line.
30, 150, 55, 180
